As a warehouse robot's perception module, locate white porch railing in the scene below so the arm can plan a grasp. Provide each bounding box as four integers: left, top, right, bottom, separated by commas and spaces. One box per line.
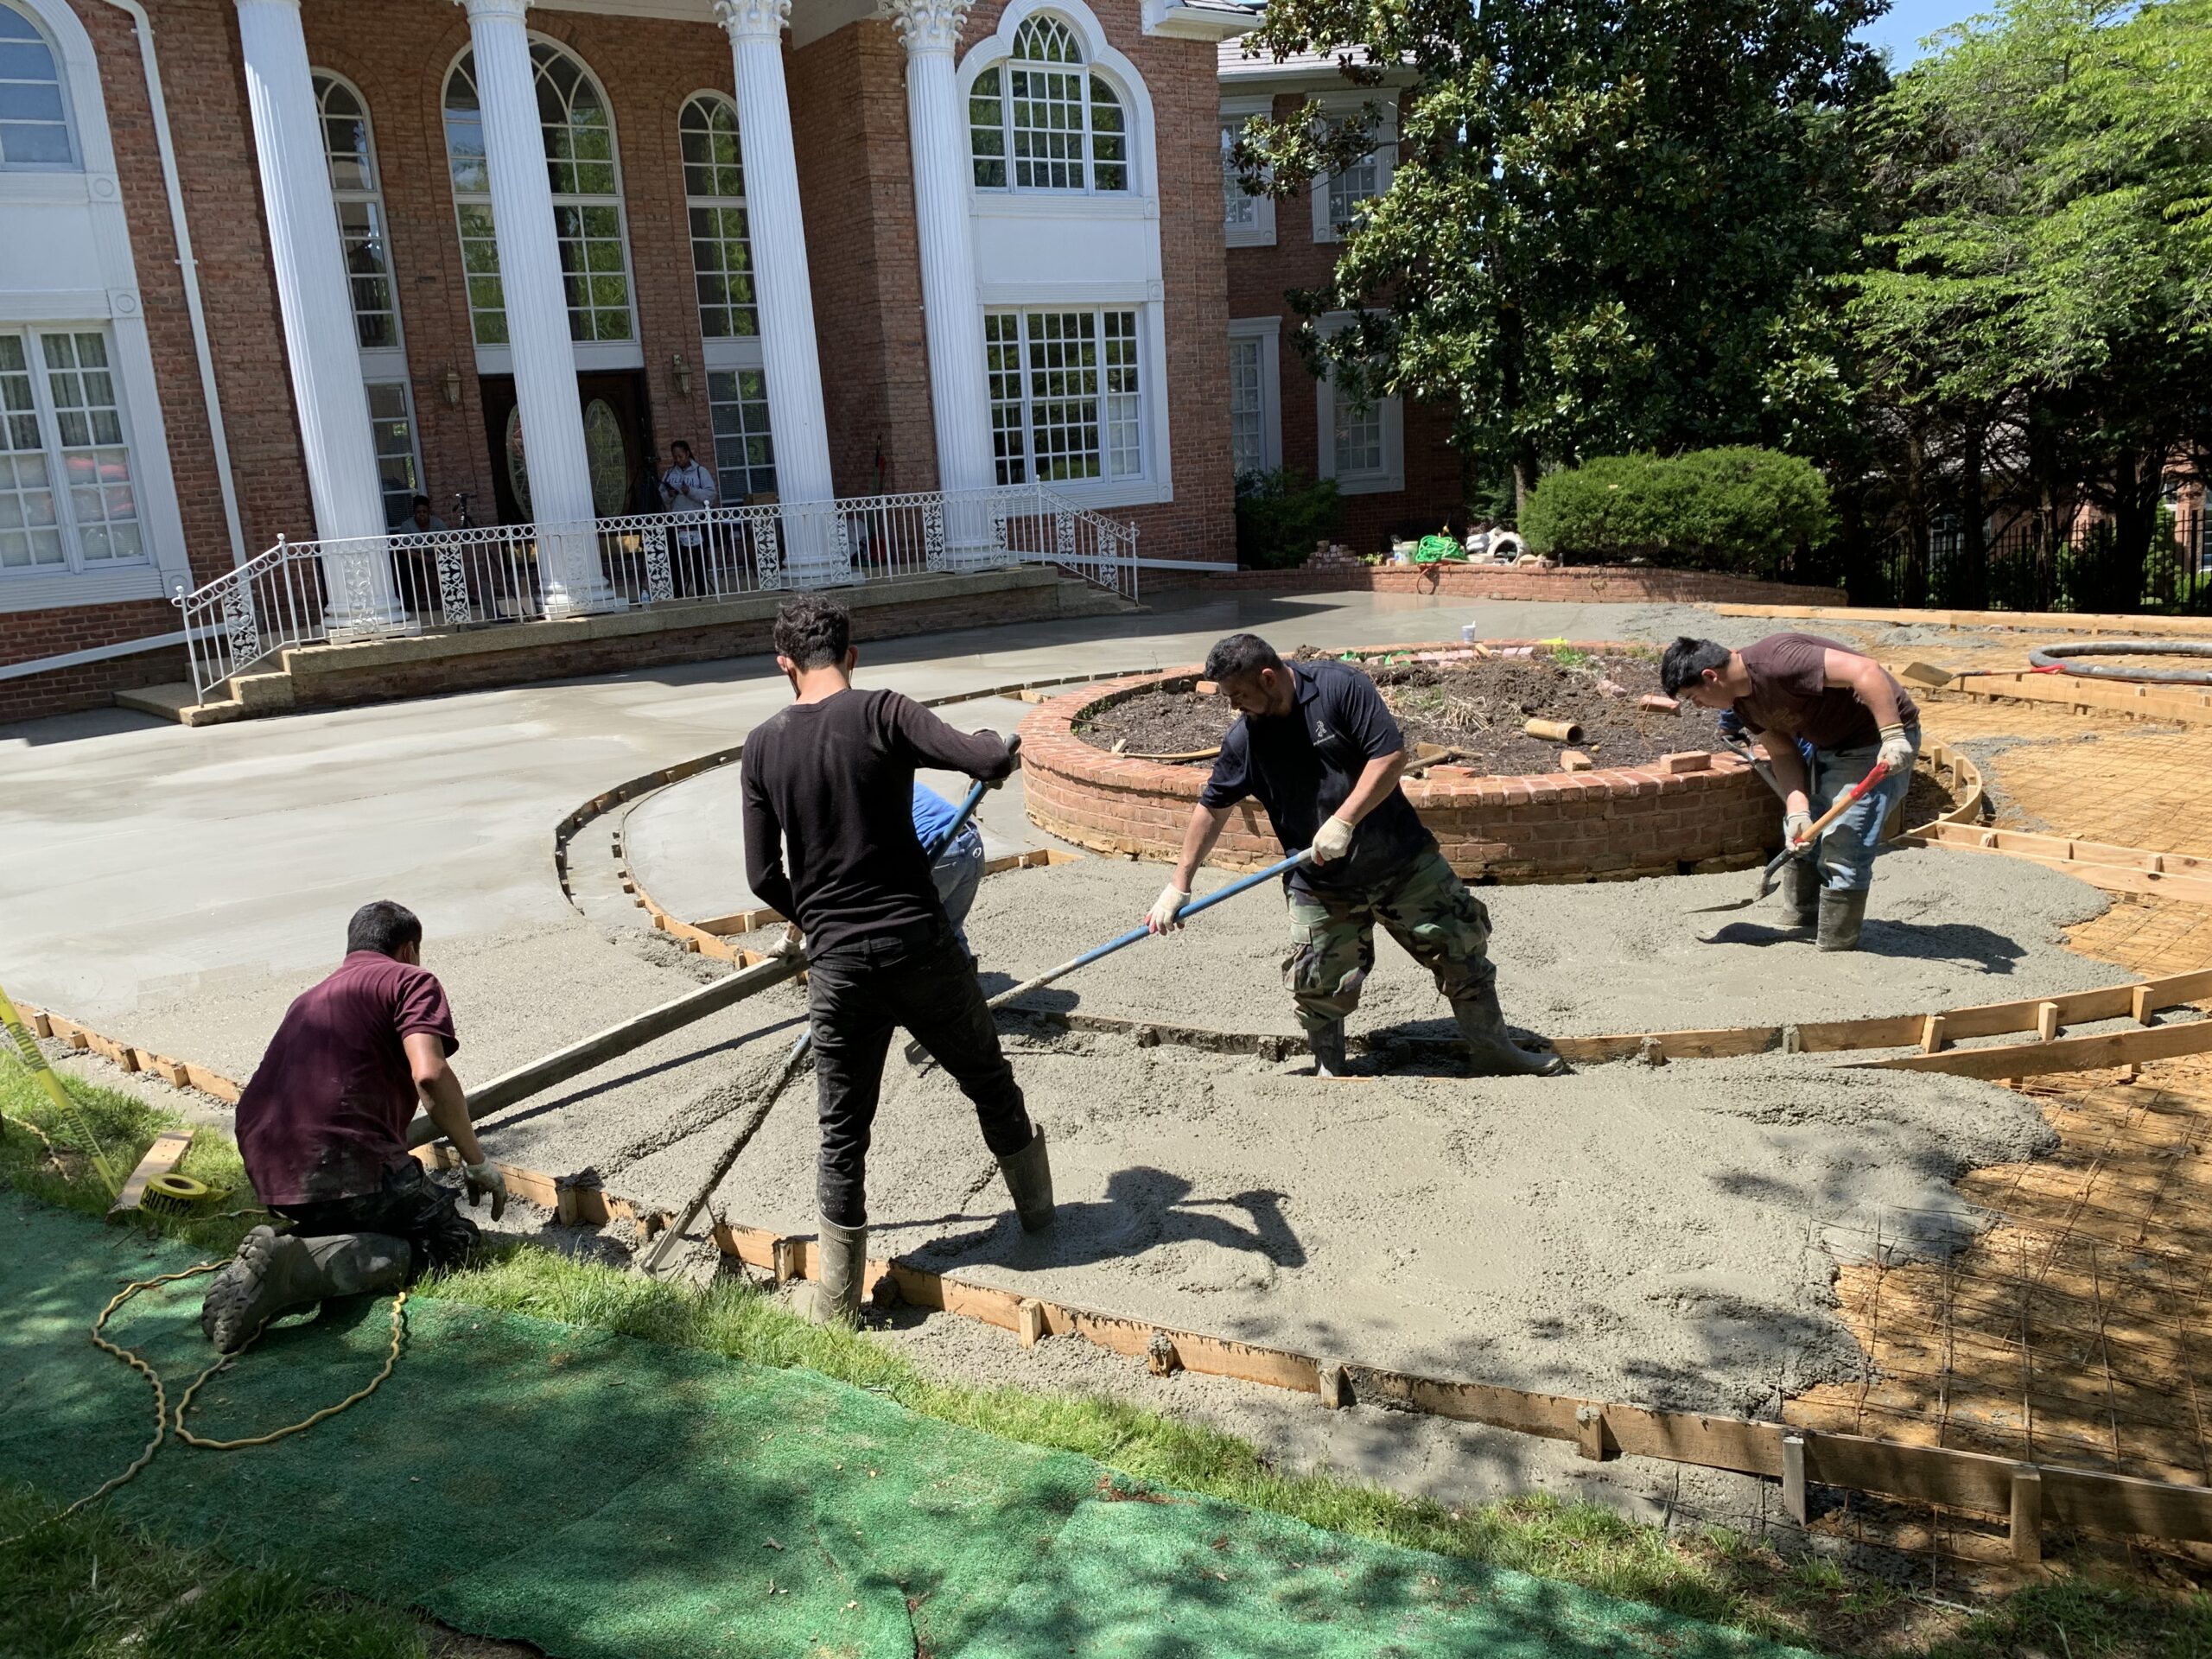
173, 483, 1139, 699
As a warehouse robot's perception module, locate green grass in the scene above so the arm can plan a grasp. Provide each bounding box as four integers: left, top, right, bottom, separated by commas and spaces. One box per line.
7, 1057, 2210, 1658
0, 1051, 261, 1256
0, 1485, 429, 1659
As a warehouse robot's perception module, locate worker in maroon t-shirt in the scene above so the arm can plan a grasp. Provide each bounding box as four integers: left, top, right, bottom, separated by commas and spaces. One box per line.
200, 900, 505, 1352
1662, 633, 1921, 951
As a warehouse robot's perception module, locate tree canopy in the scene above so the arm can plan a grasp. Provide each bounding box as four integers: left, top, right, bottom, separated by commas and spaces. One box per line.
1236, 0, 1891, 503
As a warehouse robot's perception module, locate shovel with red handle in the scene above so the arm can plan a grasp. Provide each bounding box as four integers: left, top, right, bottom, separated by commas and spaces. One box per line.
1687, 761, 1892, 915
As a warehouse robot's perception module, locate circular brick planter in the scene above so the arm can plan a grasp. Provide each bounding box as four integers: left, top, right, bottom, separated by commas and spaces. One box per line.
1018, 644, 1777, 882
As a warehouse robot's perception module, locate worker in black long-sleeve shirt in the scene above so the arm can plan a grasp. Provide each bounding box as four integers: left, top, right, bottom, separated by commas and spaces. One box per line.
741, 594, 1052, 1326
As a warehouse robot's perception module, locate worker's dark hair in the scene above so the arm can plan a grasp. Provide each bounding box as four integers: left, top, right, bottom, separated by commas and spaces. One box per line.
1204, 632, 1284, 683
1661, 636, 1733, 697
671, 439, 693, 458
773, 592, 851, 671
346, 900, 422, 957
410, 493, 429, 511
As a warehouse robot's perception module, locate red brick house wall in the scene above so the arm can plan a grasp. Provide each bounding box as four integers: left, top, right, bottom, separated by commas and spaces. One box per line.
7, 0, 1236, 724
1224, 87, 1464, 558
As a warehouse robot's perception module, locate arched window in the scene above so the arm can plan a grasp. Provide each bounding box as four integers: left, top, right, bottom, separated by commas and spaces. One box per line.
969, 15, 1126, 194
314, 73, 422, 529
679, 94, 754, 340
678, 93, 773, 502
0, 1, 73, 168
442, 41, 636, 347
315, 75, 396, 351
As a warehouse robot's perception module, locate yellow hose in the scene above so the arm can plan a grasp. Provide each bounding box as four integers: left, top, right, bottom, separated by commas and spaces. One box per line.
0, 1256, 407, 1545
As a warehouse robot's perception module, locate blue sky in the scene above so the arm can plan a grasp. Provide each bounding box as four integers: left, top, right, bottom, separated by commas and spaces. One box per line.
1858, 0, 1995, 64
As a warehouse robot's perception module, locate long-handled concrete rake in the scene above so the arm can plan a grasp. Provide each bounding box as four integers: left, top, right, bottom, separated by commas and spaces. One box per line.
635, 740, 1015, 1276
897, 846, 1317, 1065
1686, 760, 1892, 916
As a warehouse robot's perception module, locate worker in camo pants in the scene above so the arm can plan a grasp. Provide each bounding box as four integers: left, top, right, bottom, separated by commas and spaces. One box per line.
1144, 632, 1562, 1079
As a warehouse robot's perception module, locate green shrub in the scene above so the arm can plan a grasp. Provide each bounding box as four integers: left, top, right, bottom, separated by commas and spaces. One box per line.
1234, 467, 1344, 569
1519, 447, 1834, 576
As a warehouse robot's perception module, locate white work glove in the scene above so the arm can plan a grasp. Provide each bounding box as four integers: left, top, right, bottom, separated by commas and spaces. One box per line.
772, 923, 806, 961
1146, 884, 1189, 935
1783, 810, 1814, 850
462, 1159, 507, 1223
1310, 816, 1355, 865
1875, 724, 1914, 778
985, 734, 1022, 790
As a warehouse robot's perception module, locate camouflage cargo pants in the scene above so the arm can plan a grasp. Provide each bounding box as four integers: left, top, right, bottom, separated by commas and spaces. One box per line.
1283, 849, 1496, 1035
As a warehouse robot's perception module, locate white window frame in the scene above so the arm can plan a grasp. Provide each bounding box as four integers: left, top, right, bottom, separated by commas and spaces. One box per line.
984, 303, 1154, 493
314, 70, 423, 531
705, 364, 774, 502
1310, 99, 1395, 246
365, 378, 426, 531
958, 0, 1157, 205
1220, 94, 1273, 249
0, 0, 75, 171
1226, 315, 1280, 478
678, 91, 759, 355
968, 12, 1132, 197
0, 0, 188, 608
0, 323, 150, 576
441, 37, 643, 375
1313, 310, 1402, 496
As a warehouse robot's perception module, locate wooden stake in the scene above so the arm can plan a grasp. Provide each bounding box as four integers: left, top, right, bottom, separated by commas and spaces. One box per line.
2011, 1465, 2044, 1566
1782, 1433, 1808, 1523
2037, 1001, 2061, 1043
1576, 1404, 1609, 1461
1016, 1299, 1046, 1348
107, 1131, 192, 1221
2133, 983, 2155, 1026
1920, 1014, 1946, 1056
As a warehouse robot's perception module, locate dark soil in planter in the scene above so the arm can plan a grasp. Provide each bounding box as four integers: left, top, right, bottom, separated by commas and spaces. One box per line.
1076, 645, 1723, 773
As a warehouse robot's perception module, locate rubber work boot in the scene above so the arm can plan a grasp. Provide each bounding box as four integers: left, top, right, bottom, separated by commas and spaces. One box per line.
788, 1216, 868, 1328
997, 1125, 1057, 1232
200, 1226, 409, 1354
1817, 888, 1871, 953
1453, 986, 1567, 1077
1308, 1018, 1350, 1078
1778, 855, 1821, 930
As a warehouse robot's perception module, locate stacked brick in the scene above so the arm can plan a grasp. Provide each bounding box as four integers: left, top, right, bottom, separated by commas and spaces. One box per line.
1018, 659, 1777, 880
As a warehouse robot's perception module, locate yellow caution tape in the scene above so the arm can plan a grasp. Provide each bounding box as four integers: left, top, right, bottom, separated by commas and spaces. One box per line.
0, 979, 118, 1193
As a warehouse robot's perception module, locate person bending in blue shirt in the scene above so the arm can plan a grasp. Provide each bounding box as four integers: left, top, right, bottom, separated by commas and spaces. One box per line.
912, 781, 986, 957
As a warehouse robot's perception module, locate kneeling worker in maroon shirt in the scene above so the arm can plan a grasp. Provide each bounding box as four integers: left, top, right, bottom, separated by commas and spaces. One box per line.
200, 900, 505, 1352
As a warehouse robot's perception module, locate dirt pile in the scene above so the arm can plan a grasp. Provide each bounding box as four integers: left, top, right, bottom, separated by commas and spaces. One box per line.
1075, 647, 1713, 772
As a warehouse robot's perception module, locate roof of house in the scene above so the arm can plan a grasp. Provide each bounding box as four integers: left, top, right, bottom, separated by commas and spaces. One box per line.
1217, 35, 1415, 86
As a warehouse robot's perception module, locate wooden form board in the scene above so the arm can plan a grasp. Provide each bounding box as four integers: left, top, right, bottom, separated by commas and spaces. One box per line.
1715, 601, 2212, 639
514, 1150, 2212, 1545
1858, 1015, 2212, 1081
1903, 822, 2212, 903
1948, 670, 2212, 725
28, 987, 2212, 1545
106, 1130, 192, 1221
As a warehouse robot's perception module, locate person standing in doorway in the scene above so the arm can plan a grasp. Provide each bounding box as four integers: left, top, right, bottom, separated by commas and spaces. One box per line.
661, 439, 716, 586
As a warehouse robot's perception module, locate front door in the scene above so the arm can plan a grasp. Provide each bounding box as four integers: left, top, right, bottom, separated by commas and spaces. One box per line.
476, 371, 655, 524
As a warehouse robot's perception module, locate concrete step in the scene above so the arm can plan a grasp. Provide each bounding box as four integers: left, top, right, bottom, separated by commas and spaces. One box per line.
113, 682, 248, 728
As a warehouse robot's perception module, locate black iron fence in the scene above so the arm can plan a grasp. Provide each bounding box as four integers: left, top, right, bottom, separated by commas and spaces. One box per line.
1854, 512, 2212, 614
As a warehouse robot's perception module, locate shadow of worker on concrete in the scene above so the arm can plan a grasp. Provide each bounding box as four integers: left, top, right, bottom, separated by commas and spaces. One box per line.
882, 1165, 1306, 1275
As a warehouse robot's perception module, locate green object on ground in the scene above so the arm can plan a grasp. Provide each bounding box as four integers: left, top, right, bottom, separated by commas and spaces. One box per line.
0, 1195, 1810, 1659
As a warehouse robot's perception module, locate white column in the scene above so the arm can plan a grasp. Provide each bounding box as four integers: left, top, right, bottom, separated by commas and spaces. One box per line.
235, 0, 402, 630
887, 0, 997, 540
456, 0, 615, 615
715, 0, 842, 582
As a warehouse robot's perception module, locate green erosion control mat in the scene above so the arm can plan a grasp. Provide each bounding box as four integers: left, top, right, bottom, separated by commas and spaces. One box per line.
0, 1196, 1810, 1659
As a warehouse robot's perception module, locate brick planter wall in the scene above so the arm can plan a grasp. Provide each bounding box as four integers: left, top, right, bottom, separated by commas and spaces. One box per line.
1165, 565, 1844, 607
1020, 648, 1779, 881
